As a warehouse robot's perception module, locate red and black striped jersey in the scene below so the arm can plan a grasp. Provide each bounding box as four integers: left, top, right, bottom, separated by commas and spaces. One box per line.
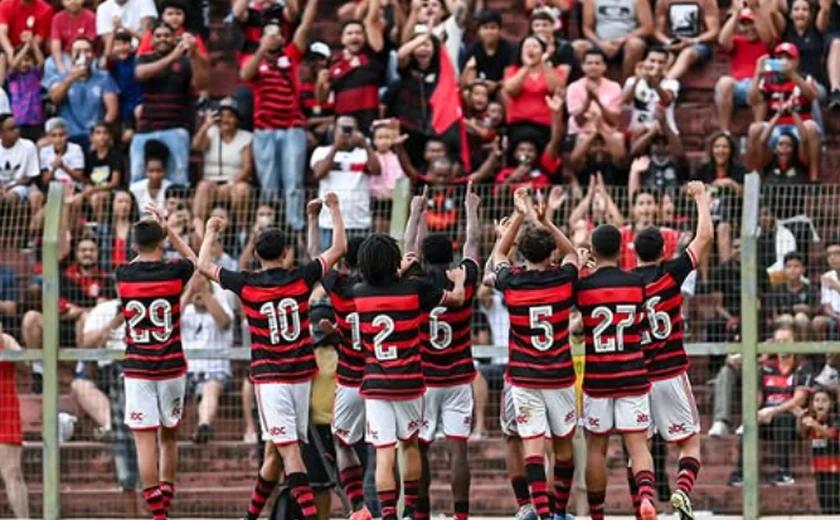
352, 277, 445, 400
633, 250, 696, 381
495, 262, 578, 389
416, 258, 480, 387
115, 259, 194, 380
323, 270, 364, 387
328, 48, 387, 132
216, 258, 326, 384
575, 266, 650, 397
808, 416, 840, 473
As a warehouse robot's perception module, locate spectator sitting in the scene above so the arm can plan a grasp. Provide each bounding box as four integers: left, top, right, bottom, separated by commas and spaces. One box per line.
311, 115, 381, 248
747, 44, 821, 182
714, 6, 776, 132
653, 0, 719, 80
766, 251, 821, 340
566, 49, 623, 153
38, 117, 85, 192
191, 98, 253, 229
368, 121, 407, 233
528, 8, 577, 84
131, 21, 208, 186
44, 36, 118, 150
95, 189, 137, 271
569, 130, 626, 187
460, 9, 514, 95
48, 0, 95, 73
95, 0, 157, 42
136, 0, 207, 57
576, 0, 653, 78
619, 188, 679, 270
6, 35, 45, 142
101, 30, 141, 144
0, 0, 53, 63
798, 386, 840, 514
622, 46, 679, 146
129, 140, 172, 209
627, 116, 688, 195
729, 326, 811, 486
748, 124, 811, 187
815, 238, 840, 341
182, 275, 234, 444
0, 114, 42, 213
402, 0, 469, 75
84, 121, 125, 222
241, 0, 319, 231
817, 0, 840, 108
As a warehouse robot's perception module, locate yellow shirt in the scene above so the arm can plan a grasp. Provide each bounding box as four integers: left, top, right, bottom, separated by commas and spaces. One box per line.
311, 345, 338, 426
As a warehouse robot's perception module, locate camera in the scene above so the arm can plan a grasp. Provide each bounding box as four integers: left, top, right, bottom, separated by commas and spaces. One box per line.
341, 125, 354, 135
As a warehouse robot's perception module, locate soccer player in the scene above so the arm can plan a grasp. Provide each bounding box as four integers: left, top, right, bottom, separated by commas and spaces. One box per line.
492, 187, 580, 520
576, 224, 657, 520
115, 205, 198, 520
403, 183, 482, 520
632, 181, 711, 519
197, 193, 347, 520
321, 235, 372, 520
353, 233, 466, 520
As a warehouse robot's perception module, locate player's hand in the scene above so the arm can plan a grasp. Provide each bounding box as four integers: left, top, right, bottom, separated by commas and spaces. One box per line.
410, 185, 428, 215
399, 252, 418, 276
494, 216, 511, 239
446, 265, 466, 285
306, 198, 323, 217
548, 185, 566, 211
684, 180, 706, 199
144, 202, 168, 231
464, 181, 480, 212
205, 216, 224, 235
318, 318, 340, 337
513, 187, 530, 215
323, 192, 340, 209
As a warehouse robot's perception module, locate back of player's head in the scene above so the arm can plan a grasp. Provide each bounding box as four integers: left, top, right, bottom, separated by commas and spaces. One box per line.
345, 236, 365, 269
634, 226, 664, 262
518, 224, 555, 264
591, 224, 621, 259
358, 234, 400, 286
133, 219, 166, 252
422, 234, 453, 266
254, 227, 291, 261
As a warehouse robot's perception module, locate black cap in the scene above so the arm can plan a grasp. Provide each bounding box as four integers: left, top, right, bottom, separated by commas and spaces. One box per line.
476, 8, 502, 26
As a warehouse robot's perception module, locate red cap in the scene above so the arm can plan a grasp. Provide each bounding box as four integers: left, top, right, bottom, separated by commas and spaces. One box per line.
774, 42, 800, 59
738, 8, 756, 22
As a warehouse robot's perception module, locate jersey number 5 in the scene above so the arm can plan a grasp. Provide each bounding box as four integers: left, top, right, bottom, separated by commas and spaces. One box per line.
529, 305, 554, 351
126, 299, 173, 343
592, 305, 636, 353
260, 299, 301, 344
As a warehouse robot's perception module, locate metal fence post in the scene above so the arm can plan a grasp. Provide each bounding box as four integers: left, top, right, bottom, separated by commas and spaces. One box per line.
390, 177, 411, 251
41, 182, 64, 520
740, 172, 760, 520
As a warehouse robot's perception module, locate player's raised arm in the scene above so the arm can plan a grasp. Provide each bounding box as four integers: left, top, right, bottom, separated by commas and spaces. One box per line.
197, 216, 224, 282
493, 188, 529, 269
442, 265, 467, 308
144, 202, 198, 265
305, 198, 323, 261
536, 190, 578, 266
404, 185, 428, 257
685, 181, 713, 264
463, 181, 481, 263
320, 192, 347, 271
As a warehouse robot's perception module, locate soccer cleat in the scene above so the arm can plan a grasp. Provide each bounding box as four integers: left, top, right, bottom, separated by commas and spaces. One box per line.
514, 503, 536, 520
349, 505, 373, 520
639, 498, 658, 520
670, 489, 694, 520
707, 421, 730, 437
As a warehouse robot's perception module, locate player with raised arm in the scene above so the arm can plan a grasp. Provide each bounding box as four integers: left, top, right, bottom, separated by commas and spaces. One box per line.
402, 183, 482, 520
197, 193, 347, 520
353, 234, 466, 520
576, 224, 657, 520
492, 188, 580, 520
115, 204, 198, 520
632, 181, 712, 520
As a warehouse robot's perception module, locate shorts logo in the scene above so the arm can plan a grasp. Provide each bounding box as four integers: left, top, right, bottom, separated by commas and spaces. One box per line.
668, 422, 687, 435
334, 427, 350, 437
170, 399, 182, 419
588, 417, 600, 428
463, 416, 472, 426
407, 420, 419, 430
516, 413, 529, 425
421, 419, 430, 429
366, 423, 379, 440
130, 411, 144, 422
564, 410, 575, 423
270, 426, 287, 437
636, 413, 649, 424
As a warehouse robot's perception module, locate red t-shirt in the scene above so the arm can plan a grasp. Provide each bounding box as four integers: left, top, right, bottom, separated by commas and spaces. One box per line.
49, 8, 94, 52
112, 236, 127, 268
494, 151, 561, 191
0, 0, 53, 47
136, 26, 208, 57
619, 225, 680, 270
502, 65, 559, 127
729, 35, 773, 81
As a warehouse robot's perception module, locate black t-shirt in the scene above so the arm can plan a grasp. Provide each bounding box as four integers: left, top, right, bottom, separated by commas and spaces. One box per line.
644, 158, 688, 191
136, 53, 194, 132
463, 39, 514, 82
783, 25, 826, 88
86, 148, 125, 189
578, 160, 626, 186
693, 161, 747, 186
766, 282, 819, 316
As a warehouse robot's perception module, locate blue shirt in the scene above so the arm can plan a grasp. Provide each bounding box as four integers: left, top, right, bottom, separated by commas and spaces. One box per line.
43, 59, 119, 137
109, 54, 142, 122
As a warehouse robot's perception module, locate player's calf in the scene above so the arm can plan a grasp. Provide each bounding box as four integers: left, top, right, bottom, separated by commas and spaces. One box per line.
449, 438, 470, 520
625, 431, 657, 520
551, 436, 574, 520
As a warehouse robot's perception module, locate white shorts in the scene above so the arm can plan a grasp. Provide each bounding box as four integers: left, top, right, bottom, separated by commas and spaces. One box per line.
332, 385, 365, 445
124, 375, 186, 430
511, 385, 577, 439
650, 373, 700, 442
420, 384, 474, 442
255, 381, 311, 446
365, 397, 423, 448
583, 393, 651, 434
500, 381, 518, 437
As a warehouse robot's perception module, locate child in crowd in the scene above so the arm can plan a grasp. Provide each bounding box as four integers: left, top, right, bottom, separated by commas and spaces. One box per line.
368, 121, 405, 233
103, 30, 141, 145
8, 37, 44, 142
799, 387, 840, 514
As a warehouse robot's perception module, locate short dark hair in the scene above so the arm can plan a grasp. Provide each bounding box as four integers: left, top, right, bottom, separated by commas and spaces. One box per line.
0, 113, 14, 128
519, 225, 555, 264
422, 234, 454, 266
165, 184, 189, 201
591, 224, 621, 259
144, 139, 170, 165
151, 20, 176, 34
134, 220, 166, 252
645, 45, 669, 59
583, 47, 607, 62
476, 8, 502, 26
345, 236, 365, 269
255, 228, 291, 261
341, 19, 365, 32
358, 234, 400, 286
634, 226, 664, 262
632, 188, 659, 206
114, 30, 132, 43
160, 0, 188, 13
784, 251, 805, 266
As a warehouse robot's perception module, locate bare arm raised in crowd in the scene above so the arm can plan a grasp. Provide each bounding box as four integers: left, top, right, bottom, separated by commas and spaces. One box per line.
684, 181, 713, 261
404, 185, 428, 257
463, 182, 481, 262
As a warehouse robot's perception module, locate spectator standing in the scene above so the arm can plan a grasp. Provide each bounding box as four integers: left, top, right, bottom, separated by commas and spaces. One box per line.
96, 189, 136, 270
102, 30, 141, 143
0, 114, 41, 209
0, 328, 27, 520
191, 98, 252, 228
6, 33, 44, 142
619, 188, 679, 270
403, 0, 469, 75
627, 111, 688, 195
460, 9, 514, 95
0, 0, 53, 63
299, 41, 334, 147
84, 122, 124, 222
528, 8, 577, 82
232, 0, 298, 65
566, 49, 623, 149
131, 23, 208, 185
785, 0, 827, 102
577, 0, 653, 78
749, 122, 812, 186
49, 0, 95, 72
368, 122, 406, 233
714, 6, 776, 132
766, 252, 821, 340
569, 132, 626, 186
95, 0, 157, 41
311, 115, 381, 248
241, 0, 318, 231
816, 0, 840, 108
44, 37, 118, 150
799, 387, 840, 514
653, 0, 719, 80
136, 0, 207, 57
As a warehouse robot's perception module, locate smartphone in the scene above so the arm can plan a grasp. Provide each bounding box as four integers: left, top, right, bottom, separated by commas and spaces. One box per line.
414, 23, 429, 35
341, 125, 354, 135
765, 59, 783, 73
263, 24, 280, 37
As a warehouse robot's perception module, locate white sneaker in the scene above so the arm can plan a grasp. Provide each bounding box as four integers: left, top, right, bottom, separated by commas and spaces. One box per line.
708, 421, 730, 437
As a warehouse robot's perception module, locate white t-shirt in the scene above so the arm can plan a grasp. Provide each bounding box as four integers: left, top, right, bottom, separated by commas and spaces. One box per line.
81, 299, 125, 368
480, 289, 510, 363
202, 127, 253, 183
624, 76, 680, 133
130, 178, 172, 209
0, 89, 10, 115
183, 284, 234, 376
96, 0, 157, 36
39, 142, 85, 185
0, 137, 40, 187
311, 145, 372, 230
821, 270, 840, 314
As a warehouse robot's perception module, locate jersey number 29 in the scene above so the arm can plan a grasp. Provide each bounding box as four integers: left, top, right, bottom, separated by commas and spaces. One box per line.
126, 299, 173, 343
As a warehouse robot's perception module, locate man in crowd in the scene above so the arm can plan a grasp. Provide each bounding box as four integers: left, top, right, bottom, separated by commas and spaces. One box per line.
653, 0, 720, 79
566, 49, 624, 156
95, 0, 157, 41
577, 0, 653, 78
766, 251, 821, 341
460, 9, 513, 95
0, 0, 53, 62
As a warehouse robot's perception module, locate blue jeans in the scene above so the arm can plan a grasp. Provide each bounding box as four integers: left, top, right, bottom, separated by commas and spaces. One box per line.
252, 127, 307, 230
129, 128, 190, 185
319, 227, 370, 252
